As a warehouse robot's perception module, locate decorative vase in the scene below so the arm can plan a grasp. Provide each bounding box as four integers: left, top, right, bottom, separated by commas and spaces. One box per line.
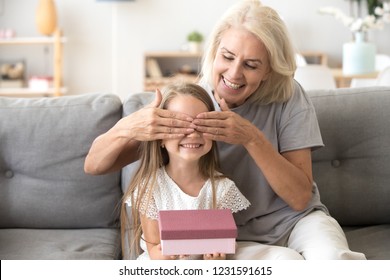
342, 31, 376, 75
188, 42, 202, 53
35, 0, 57, 36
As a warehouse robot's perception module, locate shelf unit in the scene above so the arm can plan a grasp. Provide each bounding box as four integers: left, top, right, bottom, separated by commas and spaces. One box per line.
0, 29, 67, 97
301, 51, 328, 66
144, 51, 202, 91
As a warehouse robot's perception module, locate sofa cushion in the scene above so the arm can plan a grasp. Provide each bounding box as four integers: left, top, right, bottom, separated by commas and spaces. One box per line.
0, 228, 121, 259
344, 225, 390, 260
309, 87, 390, 226
0, 93, 123, 228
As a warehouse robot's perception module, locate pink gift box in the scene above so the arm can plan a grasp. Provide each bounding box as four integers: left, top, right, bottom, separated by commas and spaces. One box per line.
158, 209, 237, 256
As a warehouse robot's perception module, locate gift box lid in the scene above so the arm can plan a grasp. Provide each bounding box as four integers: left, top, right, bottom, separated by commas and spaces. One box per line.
158, 209, 237, 240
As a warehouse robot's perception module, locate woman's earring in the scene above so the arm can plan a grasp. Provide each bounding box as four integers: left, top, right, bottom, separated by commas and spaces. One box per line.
161, 144, 165, 148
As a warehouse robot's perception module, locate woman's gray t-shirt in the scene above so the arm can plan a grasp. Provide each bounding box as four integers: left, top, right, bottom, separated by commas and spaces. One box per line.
205, 82, 328, 246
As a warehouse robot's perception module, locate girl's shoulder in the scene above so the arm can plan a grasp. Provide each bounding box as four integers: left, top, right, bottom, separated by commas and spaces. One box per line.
213, 174, 239, 193
215, 177, 251, 213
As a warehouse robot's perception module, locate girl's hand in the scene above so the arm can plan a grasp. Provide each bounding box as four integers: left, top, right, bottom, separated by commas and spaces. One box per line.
151, 244, 179, 260
203, 253, 226, 260
193, 98, 259, 146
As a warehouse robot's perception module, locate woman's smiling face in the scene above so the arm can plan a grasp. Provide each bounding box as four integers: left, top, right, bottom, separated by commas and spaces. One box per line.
212, 27, 270, 108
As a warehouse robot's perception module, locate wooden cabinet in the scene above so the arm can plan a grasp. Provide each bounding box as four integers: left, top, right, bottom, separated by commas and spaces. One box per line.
0, 29, 66, 97
144, 51, 202, 91
330, 68, 379, 88
301, 51, 328, 66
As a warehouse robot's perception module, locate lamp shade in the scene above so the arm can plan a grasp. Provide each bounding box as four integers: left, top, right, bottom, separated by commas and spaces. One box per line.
35, 0, 57, 36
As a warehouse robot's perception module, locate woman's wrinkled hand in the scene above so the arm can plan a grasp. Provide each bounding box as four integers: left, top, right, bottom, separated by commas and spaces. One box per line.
193, 98, 258, 146
121, 89, 196, 142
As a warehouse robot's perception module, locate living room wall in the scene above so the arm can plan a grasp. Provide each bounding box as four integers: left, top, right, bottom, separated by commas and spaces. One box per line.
1, 0, 389, 100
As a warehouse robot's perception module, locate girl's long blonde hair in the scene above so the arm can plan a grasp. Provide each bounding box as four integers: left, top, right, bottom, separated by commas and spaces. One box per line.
121, 82, 223, 257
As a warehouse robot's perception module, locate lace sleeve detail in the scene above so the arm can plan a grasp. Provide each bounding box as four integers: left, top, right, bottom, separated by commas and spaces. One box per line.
131, 184, 159, 220
218, 179, 251, 213
138, 194, 159, 220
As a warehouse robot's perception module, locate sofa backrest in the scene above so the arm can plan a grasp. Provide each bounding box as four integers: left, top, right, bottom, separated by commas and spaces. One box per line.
309, 86, 390, 226
0, 93, 123, 229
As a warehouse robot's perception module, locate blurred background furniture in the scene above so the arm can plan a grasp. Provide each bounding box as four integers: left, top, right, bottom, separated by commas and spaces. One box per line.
0, 29, 67, 97
296, 52, 328, 67
294, 65, 336, 90
144, 51, 202, 91
296, 53, 308, 67
350, 54, 390, 87
376, 66, 390, 86
332, 68, 379, 88
300, 51, 328, 66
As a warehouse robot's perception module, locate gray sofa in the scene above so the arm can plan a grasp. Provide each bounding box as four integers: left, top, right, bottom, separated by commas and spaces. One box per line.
310, 86, 390, 260
1, 86, 389, 260
0, 94, 123, 259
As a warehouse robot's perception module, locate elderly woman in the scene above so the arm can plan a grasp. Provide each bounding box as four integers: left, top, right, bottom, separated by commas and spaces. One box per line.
85, 0, 366, 260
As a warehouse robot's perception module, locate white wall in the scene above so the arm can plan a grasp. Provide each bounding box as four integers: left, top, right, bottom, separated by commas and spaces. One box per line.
1, 0, 389, 100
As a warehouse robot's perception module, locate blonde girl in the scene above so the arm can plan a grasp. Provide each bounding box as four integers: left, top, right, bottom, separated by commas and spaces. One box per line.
121, 82, 249, 260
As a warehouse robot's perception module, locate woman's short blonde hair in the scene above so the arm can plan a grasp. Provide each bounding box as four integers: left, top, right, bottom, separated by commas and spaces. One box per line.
200, 0, 297, 105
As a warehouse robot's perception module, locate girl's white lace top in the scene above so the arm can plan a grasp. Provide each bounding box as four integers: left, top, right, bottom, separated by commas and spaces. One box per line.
125, 167, 250, 260
125, 167, 250, 219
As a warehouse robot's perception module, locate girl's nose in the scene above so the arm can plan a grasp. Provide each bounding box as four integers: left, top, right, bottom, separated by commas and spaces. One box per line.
186, 130, 201, 138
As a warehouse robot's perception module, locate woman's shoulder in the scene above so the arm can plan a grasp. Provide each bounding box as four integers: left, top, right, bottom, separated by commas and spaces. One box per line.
290, 80, 313, 106
280, 80, 315, 114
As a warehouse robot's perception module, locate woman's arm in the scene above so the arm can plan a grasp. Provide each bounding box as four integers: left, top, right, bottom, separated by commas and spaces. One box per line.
84, 90, 196, 175
245, 134, 313, 211
194, 100, 313, 211
84, 125, 141, 175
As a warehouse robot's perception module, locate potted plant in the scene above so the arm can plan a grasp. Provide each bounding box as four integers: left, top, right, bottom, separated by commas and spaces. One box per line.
187, 31, 203, 53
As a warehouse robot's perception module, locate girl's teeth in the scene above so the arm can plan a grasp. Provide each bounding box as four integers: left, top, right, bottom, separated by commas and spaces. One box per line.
182, 144, 200, 148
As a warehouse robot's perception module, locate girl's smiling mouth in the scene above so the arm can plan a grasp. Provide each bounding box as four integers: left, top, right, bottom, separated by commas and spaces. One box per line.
180, 143, 203, 149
